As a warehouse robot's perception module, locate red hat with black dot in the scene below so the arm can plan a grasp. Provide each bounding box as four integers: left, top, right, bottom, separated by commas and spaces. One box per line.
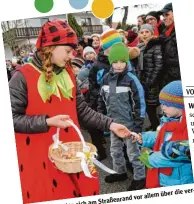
36, 20, 78, 50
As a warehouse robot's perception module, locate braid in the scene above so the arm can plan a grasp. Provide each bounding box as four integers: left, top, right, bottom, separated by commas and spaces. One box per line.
38, 46, 74, 102
41, 46, 56, 83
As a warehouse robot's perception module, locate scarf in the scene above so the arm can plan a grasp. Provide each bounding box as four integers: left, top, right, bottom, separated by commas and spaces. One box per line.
165, 24, 175, 37
32, 52, 74, 103
154, 20, 163, 37
146, 110, 188, 188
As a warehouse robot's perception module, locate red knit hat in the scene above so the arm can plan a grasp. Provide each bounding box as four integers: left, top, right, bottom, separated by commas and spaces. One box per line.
36, 20, 78, 50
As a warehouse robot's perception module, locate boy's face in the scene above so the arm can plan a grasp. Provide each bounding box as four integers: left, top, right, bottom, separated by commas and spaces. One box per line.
161, 104, 183, 118
139, 29, 153, 44
85, 52, 96, 61
112, 61, 127, 73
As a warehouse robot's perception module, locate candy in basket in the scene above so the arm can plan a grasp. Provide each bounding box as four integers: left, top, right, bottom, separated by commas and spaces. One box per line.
48, 121, 116, 178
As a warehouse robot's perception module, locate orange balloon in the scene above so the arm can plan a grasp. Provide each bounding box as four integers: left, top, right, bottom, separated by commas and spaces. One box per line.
92, 0, 114, 19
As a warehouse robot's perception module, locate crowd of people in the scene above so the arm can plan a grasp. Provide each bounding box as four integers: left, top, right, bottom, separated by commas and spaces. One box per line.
6, 51, 34, 81
6, 2, 193, 204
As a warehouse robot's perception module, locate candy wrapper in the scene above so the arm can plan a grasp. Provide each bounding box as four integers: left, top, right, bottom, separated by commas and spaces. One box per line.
131, 132, 141, 143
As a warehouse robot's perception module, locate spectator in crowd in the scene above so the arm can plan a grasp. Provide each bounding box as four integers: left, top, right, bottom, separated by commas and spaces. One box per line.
137, 14, 146, 30
158, 3, 181, 85
91, 33, 101, 54
136, 24, 164, 131
145, 11, 166, 37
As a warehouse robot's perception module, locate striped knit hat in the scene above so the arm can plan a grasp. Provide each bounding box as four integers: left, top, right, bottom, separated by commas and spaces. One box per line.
159, 80, 184, 109
100, 29, 122, 50
72, 57, 85, 69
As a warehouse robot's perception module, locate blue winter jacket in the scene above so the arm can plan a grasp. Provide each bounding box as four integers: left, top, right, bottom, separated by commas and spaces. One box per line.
140, 116, 194, 186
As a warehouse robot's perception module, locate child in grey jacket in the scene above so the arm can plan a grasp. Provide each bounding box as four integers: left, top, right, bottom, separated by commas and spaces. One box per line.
98, 42, 146, 191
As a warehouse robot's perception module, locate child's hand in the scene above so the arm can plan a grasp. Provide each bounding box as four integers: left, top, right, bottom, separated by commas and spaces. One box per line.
131, 132, 142, 144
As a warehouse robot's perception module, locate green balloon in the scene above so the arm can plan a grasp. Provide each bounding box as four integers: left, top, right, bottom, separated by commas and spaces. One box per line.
34, 0, 54, 13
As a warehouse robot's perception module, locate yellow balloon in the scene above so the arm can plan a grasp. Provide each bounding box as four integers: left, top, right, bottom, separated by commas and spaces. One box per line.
92, 0, 114, 19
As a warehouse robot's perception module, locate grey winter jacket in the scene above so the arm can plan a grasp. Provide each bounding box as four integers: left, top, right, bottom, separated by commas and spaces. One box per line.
98, 67, 146, 133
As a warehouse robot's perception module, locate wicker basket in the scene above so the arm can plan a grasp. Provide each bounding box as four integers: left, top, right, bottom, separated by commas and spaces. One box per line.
48, 141, 97, 174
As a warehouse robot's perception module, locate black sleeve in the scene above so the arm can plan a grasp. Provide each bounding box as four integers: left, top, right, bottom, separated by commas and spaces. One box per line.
76, 79, 112, 131
148, 45, 163, 87
9, 71, 49, 134
88, 63, 100, 110
165, 36, 181, 79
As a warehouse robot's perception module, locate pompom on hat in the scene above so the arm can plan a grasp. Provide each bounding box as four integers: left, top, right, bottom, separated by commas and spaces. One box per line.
36, 20, 78, 50
159, 80, 184, 109
100, 28, 122, 50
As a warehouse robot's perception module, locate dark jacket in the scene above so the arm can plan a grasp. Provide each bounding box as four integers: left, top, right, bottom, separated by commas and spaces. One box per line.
88, 51, 110, 110
139, 38, 164, 105
98, 67, 146, 133
161, 28, 181, 85
9, 53, 113, 134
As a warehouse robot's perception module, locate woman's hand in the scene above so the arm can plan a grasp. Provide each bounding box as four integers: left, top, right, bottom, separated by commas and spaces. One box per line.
109, 122, 132, 138
46, 115, 73, 129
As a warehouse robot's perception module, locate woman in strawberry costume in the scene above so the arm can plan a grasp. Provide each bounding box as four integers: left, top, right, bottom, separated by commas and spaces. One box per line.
9, 20, 131, 204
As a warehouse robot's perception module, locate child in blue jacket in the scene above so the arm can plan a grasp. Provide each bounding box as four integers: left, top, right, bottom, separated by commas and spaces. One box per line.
133, 81, 194, 188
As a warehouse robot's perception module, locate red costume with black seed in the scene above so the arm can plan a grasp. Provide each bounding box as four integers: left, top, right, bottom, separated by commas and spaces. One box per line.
15, 64, 99, 203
